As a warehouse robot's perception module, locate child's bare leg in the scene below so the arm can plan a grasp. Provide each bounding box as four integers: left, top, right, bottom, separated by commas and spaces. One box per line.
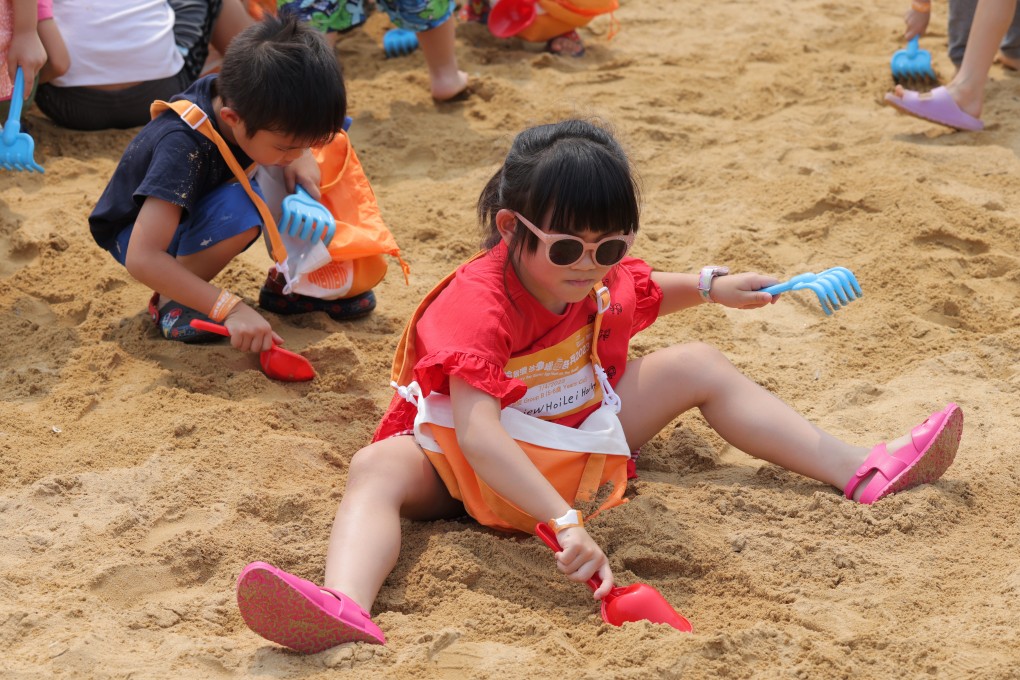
417, 18, 468, 101
211, 0, 256, 55
615, 343, 918, 495
158, 226, 258, 306
324, 436, 461, 612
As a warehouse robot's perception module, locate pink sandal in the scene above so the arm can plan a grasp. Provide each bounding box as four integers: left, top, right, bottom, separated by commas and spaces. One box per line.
236, 561, 385, 653
844, 403, 963, 505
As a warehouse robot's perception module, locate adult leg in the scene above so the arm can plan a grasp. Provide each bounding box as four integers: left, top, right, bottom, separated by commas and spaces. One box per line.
324, 436, 462, 612
611, 342, 949, 500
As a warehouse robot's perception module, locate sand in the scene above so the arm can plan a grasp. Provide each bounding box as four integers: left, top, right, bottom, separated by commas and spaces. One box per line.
3, 0, 1020, 677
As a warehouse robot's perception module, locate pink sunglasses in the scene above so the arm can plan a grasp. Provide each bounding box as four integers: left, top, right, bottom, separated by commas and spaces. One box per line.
513, 212, 634, 267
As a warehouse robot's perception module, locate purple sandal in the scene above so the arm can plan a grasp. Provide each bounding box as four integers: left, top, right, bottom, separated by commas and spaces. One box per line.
884, 87, 984, 131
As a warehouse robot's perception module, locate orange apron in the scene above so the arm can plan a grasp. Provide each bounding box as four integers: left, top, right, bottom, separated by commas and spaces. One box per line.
389, 264, 630, 534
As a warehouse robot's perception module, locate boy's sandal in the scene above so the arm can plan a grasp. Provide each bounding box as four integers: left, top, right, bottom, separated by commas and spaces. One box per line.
843, 403, 963, 505
236, 561, 386, 653
258, 269, 377, 321
147, 292, 221, 344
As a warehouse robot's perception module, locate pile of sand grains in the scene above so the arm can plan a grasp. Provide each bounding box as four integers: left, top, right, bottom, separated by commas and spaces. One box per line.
2, 0, 1019, 677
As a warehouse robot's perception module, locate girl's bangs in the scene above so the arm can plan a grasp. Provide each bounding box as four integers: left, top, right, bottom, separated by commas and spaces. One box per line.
526, 144, 639, 236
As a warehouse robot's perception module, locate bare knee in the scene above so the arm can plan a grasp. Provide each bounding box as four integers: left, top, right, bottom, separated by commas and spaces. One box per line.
674, 341, 733, 372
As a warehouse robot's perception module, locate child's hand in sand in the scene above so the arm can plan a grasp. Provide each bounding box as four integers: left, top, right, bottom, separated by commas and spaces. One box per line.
710, 272, 781, 309
904, 1, 931, 40
223, 303, 283, 353
553, 526, 614, 599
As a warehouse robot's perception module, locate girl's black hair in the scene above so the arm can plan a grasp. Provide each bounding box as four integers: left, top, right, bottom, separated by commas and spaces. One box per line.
217, 16, 346, 147
477, 119, 640, 257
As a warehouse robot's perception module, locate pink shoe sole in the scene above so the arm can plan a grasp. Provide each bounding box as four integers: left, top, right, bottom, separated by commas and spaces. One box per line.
846, 403, 963, 504
236, 562, 385, 653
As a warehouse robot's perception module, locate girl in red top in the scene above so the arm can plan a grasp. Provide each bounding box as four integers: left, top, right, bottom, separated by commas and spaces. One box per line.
235, 119, 964, 654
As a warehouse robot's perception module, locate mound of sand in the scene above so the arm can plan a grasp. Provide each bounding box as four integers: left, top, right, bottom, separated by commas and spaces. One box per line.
2, 1, 1019, 677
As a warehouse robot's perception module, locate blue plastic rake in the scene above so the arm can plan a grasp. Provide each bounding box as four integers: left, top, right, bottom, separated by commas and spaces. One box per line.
1, 68, 44, 173
890, 36, 938, 88
280, 186, 336, 246
761, 267, 862, 316
383, 28, 419, 58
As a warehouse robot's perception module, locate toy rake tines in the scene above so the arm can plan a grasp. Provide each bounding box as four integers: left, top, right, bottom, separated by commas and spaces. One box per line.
761, 267, 862, 316
890, 36, 938, 89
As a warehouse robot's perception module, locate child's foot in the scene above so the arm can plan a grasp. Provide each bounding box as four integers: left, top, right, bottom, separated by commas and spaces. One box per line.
884, 85, 983, 131
236, 561, 385, 653
258, 269, 377, 320
996, 51, 1020, 70
843, 403, 963, 504
546, 30, 586, 58
147, 293, 221, 343
431, 69, 470, 101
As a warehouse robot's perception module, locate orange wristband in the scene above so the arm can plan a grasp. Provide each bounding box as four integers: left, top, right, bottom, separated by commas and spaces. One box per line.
548, 509, 584, 534
911, 1, 931, 12
209, 289, 242, 322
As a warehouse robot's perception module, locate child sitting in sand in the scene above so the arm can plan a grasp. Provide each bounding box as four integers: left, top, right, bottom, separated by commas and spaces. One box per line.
234, 119, 965, 653
89, 16, 350, 350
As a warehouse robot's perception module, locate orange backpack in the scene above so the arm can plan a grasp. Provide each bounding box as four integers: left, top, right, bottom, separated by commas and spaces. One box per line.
150, 99, 407, 298
389, 264, 630, 534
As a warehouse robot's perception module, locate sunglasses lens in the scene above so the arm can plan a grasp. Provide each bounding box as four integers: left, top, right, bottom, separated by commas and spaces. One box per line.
595, 240, 629, 266
548, 240, 584, 266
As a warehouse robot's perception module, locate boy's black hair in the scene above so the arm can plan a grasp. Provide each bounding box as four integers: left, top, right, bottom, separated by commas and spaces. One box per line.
218, 16, 346, 146
477, 119, 640, 256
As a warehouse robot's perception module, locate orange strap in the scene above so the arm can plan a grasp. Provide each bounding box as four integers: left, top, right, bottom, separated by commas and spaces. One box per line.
149, 99, 289, 265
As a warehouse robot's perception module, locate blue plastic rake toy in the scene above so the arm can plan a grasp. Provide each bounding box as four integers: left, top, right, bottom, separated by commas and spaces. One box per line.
890, 36, 938, 88
761, 267, 862, 316
280, 186, 336, 246
383, 28, 419, 58
1, 68, 44, 173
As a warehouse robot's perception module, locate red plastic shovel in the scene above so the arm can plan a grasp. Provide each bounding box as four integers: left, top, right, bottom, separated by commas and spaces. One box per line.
189, 319, 315, 382
535, 522, 693, 632
488, 0, 538, 38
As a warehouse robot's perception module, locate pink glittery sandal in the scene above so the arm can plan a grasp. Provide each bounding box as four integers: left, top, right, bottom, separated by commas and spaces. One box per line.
844, 403, 963, 505
236, 561, 385, 653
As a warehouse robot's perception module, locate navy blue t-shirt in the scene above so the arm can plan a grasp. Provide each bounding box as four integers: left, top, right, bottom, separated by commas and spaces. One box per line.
89, 74, 254, 250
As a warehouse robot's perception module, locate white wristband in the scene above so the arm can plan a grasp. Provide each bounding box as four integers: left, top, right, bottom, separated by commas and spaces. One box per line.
697, 265, 729, 302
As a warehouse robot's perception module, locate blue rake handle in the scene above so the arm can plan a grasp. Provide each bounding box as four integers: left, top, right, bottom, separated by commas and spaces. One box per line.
761, 267, 862, 316
1, 68, 45, 173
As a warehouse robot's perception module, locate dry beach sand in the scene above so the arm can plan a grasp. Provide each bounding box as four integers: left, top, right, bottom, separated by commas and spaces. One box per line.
3, 0, 1020, 677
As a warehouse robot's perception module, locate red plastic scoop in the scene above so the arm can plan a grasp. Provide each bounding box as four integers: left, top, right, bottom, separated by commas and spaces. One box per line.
189, 319, 315, 382
535, 522, 693, 632
488, 0, 538, 38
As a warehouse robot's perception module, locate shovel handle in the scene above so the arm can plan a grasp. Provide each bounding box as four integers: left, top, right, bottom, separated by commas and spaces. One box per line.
535, 522, 602, 593
189, 318, 231, 337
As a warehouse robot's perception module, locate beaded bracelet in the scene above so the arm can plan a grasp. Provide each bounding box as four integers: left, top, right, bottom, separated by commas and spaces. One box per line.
209, 289, 242, 322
